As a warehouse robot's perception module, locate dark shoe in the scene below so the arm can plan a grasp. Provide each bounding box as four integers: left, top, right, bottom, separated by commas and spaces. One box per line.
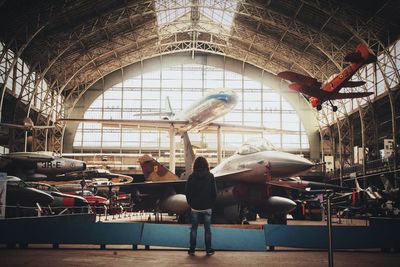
188, 248, 195, 255
206, 249, 215, 256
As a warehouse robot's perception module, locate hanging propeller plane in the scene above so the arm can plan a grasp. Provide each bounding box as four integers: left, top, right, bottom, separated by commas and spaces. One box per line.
277, 43, 377, 112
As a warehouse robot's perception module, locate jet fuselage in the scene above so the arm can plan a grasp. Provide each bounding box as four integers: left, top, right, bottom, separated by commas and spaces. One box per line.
176, 90, 238, 133
211, 150, 314, 183
36, 157, 86, 175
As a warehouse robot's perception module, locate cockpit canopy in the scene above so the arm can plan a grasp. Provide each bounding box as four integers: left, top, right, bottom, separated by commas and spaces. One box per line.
237, 138, 276, 155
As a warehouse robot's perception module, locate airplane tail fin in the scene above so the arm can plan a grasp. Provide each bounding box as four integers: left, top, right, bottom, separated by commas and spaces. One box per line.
164, 97, 174, 119
138, 155, 178, 182
344, 43, 377, 64
181, 132, 195, 180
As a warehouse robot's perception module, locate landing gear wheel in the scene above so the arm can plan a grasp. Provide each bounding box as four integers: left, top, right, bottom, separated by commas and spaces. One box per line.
332, 105, 338, 112
316, 105, 322, 111
268, 214, 288, 225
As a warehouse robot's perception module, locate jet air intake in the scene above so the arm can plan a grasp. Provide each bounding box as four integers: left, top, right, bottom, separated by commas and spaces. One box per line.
158, 194, 190, 214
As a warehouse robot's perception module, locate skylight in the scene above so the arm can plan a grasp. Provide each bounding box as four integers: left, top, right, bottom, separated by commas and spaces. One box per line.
155, 0, 238, 34
200, 0, 238, 31
155, 0, 190, 27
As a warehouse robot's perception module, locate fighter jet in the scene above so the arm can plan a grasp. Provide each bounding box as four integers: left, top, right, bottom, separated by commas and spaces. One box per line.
3, 176, 54, 218
25, 182, 89, 214
0, 151, 86, 181
57, 89, 284, 135
118, 138, 315, 224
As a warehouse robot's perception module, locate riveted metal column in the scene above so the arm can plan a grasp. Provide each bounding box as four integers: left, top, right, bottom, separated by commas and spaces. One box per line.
320, 126, 335, 177
336, 117, 353, 186
388, 89, 398, 186
169, 124, 176, 174
217, 126, 222, 164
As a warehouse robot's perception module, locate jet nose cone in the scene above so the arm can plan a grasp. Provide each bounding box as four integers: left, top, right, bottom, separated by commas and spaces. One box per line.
268, 152, 314, 178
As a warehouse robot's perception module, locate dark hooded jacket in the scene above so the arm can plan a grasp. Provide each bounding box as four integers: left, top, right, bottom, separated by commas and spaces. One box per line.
185, 169, 217, 210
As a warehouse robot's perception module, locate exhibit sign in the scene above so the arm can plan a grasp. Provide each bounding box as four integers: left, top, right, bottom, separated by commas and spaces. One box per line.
324, 155, 334, 173
0, 172, 6, 220
353, 146, 365, 164
384, 139, 394, 159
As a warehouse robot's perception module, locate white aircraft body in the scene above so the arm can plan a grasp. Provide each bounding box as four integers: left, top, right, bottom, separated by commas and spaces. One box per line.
57, 88, 288, 134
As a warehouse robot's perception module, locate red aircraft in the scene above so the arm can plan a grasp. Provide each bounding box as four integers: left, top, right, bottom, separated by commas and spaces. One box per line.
278, 43, 377, 111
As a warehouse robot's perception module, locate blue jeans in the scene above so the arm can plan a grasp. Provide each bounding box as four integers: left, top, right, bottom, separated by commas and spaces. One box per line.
190, 209, 212, 250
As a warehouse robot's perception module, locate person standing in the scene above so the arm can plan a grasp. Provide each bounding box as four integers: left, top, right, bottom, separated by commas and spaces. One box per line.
185, 156, 217, 256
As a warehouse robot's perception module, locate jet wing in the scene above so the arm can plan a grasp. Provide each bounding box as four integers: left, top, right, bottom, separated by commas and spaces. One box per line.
265, 181, 312, 193
0, 152, 55, 162
118, 180, 187, 195
119, 169, 254, 193
58, 118, 189, 131
268, 180, 352, 192
212, 168, 252, 180
278, 71, 321, 87
201, 123, 300, 135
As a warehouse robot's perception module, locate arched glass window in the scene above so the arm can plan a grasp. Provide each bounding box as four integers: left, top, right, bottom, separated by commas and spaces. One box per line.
74, 63, 309, 154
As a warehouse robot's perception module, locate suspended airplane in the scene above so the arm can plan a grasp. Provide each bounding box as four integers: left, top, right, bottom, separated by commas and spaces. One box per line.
0, 117, 55, 130
277, 43, 377, 112
57, 88, 297, 176
57, 88, 293, 135
116, 138, 315, 224
0, 151, 86, 181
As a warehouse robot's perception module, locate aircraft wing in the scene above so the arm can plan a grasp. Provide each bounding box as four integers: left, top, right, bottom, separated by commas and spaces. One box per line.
278, 71, 321, 87
0, 152, 55, 162
212, 168, 252, 180
268, 179, 351, 192
118, 180, 187, 195
327, 92, 373, 100
265, 181, 312, 193
342, 81, 366, 88
201, 123, 300, 135
58, 118, 189, 131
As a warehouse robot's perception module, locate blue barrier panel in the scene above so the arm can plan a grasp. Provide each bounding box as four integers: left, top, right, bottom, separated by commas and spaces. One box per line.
264, 225, 378, 249
141, 224, 266, 251
3, 215, 398, 250
0, 214, 143, 245
370, 217, 400, 249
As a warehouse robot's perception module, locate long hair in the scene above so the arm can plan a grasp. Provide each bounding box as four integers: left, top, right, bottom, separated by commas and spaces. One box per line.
193, 156, 209, 172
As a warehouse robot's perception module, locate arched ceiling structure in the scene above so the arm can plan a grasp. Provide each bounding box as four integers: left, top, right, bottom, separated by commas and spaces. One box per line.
2, 0, 399, 96
1, 0, 400, 155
